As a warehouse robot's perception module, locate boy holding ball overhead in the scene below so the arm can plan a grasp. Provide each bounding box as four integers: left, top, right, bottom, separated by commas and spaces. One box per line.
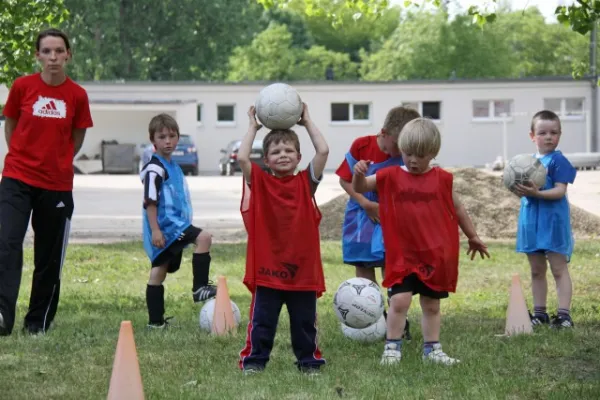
237, 102, 329, 375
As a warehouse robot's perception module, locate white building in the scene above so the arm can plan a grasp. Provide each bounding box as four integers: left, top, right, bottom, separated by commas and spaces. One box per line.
0, 77, 595, 173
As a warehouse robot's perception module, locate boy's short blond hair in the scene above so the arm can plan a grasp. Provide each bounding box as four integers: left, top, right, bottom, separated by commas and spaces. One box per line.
398, 118, 441, 158
263, 129, 301, 155
383, 106, 422, 139
149, 113, 180, 141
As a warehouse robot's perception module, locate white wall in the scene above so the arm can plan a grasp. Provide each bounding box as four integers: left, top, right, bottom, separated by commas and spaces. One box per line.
0, 79, 595, 173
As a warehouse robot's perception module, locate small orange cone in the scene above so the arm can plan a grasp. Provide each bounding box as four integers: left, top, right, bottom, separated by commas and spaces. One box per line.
211, 276, 236, 335
504, 274, 533, 336
107, 321, 145, 400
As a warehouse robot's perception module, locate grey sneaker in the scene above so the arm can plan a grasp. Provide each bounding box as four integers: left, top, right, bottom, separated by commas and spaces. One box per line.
423, 343, 460, 365
380, 342, 402, 365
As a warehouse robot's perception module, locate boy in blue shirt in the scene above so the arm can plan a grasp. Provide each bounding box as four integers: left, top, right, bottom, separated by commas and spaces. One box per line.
140, 114, 217, 328
513, 110, 577, 329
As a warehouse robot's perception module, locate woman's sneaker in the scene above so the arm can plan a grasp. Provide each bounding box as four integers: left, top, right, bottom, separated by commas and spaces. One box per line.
147, 316, 175, 329
0, 311, 7, 336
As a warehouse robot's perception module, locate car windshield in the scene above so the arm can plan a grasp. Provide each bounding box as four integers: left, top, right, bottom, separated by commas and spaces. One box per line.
179, 135, 193, 145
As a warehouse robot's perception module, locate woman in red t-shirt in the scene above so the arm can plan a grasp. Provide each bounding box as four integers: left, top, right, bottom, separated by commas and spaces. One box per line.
353, 118, 489, 366
0, 28, 93, 336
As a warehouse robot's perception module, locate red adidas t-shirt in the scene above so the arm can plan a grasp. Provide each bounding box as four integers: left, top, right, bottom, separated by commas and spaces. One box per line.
2, 73, 93, 191
335, 135, 390, 182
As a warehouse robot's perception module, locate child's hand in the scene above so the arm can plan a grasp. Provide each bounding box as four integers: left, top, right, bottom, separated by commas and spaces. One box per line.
248, 106, 262, 131
297, 102, 311, 126
363, 200, 380, 224
353, 160, 371, 176
467, 235, 490, 260
152, 229, 165, 248
513, 181, 539, 198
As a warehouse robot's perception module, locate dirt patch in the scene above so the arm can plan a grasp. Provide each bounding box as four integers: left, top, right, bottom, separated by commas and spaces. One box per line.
318, 168, 600, 241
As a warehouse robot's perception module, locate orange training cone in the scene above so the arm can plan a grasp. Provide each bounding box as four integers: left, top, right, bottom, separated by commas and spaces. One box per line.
504, 274, 533, 336
211, 276, 236, 335
107, 321, 145, 400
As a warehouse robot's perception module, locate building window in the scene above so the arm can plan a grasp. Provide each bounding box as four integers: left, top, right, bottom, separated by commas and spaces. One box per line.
472, 100, 512, 120
217, 104, 235, 123
330, 102, 371, 123
543, 97, 584, 118
401, 101, 442, 121
196, 104, 202, 123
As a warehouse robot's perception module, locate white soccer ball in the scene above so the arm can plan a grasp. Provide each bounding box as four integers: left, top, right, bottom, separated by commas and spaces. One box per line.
199, 298, 242, 332
333, 277, 385, 329
255, 83, 303, 130
503, 154, 547, 194
341, 315, 387, 343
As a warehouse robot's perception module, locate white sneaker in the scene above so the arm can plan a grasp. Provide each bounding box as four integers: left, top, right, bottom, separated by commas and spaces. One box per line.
423, 343, 460, 365
0, 311, 5, 330
380, 342, 402, 365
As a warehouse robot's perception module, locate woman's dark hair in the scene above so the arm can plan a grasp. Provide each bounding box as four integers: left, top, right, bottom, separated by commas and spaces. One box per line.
36, 28, 71, 51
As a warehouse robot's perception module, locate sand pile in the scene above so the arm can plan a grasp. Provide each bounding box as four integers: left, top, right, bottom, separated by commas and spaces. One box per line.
318, 168, 600, 241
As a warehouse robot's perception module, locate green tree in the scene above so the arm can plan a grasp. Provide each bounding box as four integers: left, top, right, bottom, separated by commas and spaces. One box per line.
256, 0, 600, 38
290, 0, 401, 61
227, 23, 299, 81
227, 23, 358, 81
63, 0, 264, 81
0, 0, 69, 87
494, 8, 589, 77
292, 46, 359, 80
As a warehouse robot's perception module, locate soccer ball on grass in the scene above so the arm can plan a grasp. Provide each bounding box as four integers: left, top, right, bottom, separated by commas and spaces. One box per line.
333, 277, 385, 329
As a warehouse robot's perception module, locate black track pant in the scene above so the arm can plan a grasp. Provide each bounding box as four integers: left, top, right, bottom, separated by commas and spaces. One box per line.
0, 177, 73, 335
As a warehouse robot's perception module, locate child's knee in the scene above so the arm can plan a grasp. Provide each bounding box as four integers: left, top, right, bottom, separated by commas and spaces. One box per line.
548, 256, 569, 279
528, 253, 547, 278
420, 296, 440, 315
195, 231, 212, 248
148, 266, 168, 285
390, 292, 411, 312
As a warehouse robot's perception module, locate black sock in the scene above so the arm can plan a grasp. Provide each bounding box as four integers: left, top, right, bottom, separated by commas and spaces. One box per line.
146, 284, 165, 324
534, 306, 547, 317
192, 252, 211, 290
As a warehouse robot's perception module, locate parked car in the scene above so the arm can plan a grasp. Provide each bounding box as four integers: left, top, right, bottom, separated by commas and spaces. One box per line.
139, 134, 199, 176
219, 140, 269, 176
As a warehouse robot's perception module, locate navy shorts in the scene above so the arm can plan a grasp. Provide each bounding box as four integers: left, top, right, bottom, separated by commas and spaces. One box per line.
152, 225, 202, 273
388, 273, 449, 299
345, 261, 385, 269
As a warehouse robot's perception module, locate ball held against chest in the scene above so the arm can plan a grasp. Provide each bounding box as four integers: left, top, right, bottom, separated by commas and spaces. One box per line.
503, 154, 547, 194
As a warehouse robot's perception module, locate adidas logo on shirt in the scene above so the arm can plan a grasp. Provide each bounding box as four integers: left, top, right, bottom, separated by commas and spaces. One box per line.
32, 96, 67, 119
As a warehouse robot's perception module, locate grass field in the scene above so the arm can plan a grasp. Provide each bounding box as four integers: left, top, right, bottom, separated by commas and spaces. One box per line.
1, 240, 599, 400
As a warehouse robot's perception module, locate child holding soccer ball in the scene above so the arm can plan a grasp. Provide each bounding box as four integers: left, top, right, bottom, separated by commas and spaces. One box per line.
512, 110, 577, 329
353, 118, 489, 365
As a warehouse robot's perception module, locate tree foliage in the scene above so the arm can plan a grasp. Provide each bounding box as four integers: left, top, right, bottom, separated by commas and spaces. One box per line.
227, 23, 358, 81
360, 7, 589, 81
0, 0, 70, 87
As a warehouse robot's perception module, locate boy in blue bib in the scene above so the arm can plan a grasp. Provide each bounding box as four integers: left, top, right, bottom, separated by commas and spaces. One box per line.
140, 114, 217, 328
